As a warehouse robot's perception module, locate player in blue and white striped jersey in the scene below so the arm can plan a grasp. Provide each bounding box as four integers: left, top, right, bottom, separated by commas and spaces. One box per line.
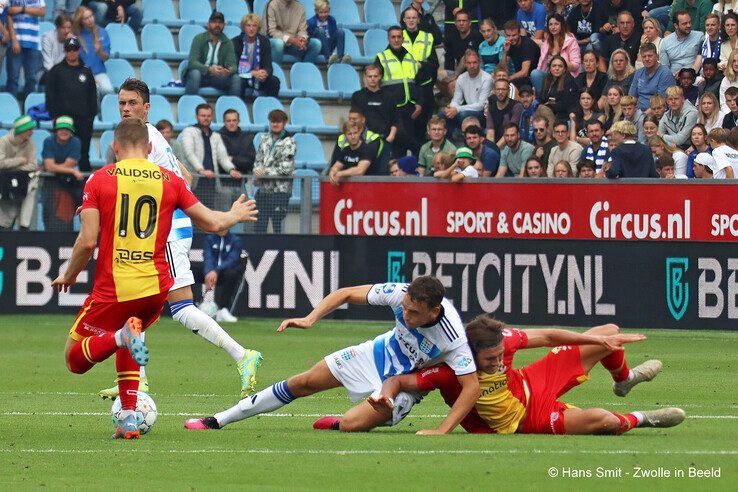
185, 276, 480, 435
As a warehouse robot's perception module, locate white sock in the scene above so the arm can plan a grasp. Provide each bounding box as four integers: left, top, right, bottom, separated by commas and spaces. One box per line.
118, 409, 135, 420
215, 380, 296, 427
632, 411, 645, 426
173, 303, 246, 362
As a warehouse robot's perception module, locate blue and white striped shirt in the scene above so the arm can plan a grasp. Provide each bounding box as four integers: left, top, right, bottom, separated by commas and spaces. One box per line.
11, 0, 44, 50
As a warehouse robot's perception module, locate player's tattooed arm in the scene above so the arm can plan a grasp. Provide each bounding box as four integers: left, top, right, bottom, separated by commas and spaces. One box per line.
277, 284, 374, 332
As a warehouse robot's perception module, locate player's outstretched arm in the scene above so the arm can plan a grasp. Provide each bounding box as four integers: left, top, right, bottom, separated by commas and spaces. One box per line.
524, 329, 646, 351
277, 284, 374, 332
52, 209, 100, 292
367, 374, 419, 412
185, 194, 257, 233
418, 373, 479, 435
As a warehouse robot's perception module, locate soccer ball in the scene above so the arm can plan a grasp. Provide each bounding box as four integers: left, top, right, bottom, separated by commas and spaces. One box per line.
199, 300, 218, 318
111, 391, 158, 434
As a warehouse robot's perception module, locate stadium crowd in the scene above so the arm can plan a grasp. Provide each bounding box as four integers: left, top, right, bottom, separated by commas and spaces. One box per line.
2, 0, 738, 231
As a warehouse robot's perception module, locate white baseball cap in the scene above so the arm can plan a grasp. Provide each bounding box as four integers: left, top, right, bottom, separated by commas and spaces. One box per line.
694, 152, 716, 170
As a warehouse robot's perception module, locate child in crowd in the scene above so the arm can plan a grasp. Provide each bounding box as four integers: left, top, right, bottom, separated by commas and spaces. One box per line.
307, 0, 350, 65
677, 68, 699, 105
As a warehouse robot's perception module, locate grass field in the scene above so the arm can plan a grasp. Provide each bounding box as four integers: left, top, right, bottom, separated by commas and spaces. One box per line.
1, 315, 736, 491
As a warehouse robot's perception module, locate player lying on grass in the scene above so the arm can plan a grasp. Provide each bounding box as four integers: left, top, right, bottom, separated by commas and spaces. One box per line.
53, 118, 258, 439
315, 315, 685, 434
185, 278, 480, 434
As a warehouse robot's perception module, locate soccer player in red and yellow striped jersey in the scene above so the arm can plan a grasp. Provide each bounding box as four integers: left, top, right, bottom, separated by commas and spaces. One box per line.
53, 118, 258, 439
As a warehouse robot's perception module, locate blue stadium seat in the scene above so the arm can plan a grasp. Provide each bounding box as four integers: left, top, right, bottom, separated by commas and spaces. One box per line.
180, 0, 211, 23
39, 21, 54, 38
107, 23, 150, 60
290, 62, 339, 98
253, 0, 269, 17
364, 0, 397, 28
89, 137, 104, 167
99, 130, 114, 164
176, 95, 206, 131
141, 59, 184, 96
252, 96, 286, 131
294, 133, 326, 170
362, 29, 388, 60
253, 131, 265, 149
271, 62, 300, 98
327, 63, 360, 98
332, 0, 367, 30
400, 0, 430, 12
31, 129, 51, 162
104, 59, 135, 90
290, 168, 320, 206
142, 0, 184, 27
23, 92, 45, 113
300, 0, 315, 16
178, 24, 205, 55
224, 25, 241, 39
142, 25, 185, 61
150, 95, 177, 129
217, 0, 249, 25
290, 97, 338, 134
0, 93, 21, 128
97, 93, 120, 130
344, 29, 371, 64
215, 95, 261, 132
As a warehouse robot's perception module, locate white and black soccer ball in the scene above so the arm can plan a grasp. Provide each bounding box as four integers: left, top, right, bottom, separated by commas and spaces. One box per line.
111, 390, 158, 434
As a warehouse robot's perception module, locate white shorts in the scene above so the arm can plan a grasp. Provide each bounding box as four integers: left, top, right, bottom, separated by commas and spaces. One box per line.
165, 238, 195, 291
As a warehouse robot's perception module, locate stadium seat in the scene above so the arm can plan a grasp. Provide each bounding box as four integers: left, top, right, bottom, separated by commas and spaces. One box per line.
107, 23, 150, 60
23, 92, 45, 114
142, 25, 185, 61
97, 93, 120, 130
215, 95, 261, 132
253, 131, 265, 149
39, 21, 54, 38
151, 95, 177, 128
290, 62, 339, 99
331, 0, 367, 30
142, 0, 184, 27
362, 29, 388, 60
301, 0, 315, 15
0, 129, 6, 137
364, 0, 397, 28
290, 97, 338, 134
104, 59, 135, 90
253, 0, 269, 17
217, 0, 249, 24
289, 168, 320, 206
31, 129, 51, 162
271, 63, 301, 98
252, 96, 283, 127
327, 63, 360, 98
178, 24, 206, 55
224, 25, 241, 39
294, 133, 326, 170
89, 137, 104, 167
99, 130, 114, 163
0, 92, 21, 128
176, 95, 206, 130
179, 0, 211, 23
141, 59, 184, 96
344, 30, 371, 64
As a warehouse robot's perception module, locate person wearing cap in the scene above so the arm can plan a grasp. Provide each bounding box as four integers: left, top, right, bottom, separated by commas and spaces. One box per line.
0, 115, 38, 230
496, 122, 535, 177
693, 151, 717, 178
84, 0, 142, 33
659, 86, 699, 148
264, 0, 321, 64
185, 10, 240, 97
41, 115, 83, 231
451, 146, 479, 182
45, 35, 96, 172
328, 121, 375, 185
603, 120, 658, 178
389, 156, 420, 176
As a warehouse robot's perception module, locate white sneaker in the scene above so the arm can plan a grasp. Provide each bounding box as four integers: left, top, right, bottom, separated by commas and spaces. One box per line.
613, 359, 663, 397
216, 308, 238, 323
638, 407, 686, 428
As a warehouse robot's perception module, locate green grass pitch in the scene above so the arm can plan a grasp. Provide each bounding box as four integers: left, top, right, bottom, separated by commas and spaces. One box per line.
0, 315, 736, 490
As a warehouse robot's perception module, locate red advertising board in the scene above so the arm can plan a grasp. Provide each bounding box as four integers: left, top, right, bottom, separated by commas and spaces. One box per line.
319, 181, 737, 241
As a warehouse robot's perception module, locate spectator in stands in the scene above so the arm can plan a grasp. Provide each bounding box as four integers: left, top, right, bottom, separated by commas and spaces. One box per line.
659, 85, 699, 147
264, 0, 320, 64
486, 78, 523, 147
203, 228, 244, 323
698, 58, 723, 98
375, 26, 422, 157
660, 11, 703, 75
530, 14, 581, 95
548, 120, 582, 176
181, 103, 242, 208
73, 6, 112, 97
431, 150, 455, 178
649, 134, 689, 174
45, 36, 96, 172
667, 0, 712, 33
719, 12, 738, 71
441, 0, 479, 43
692, 151, 716, 178
569, 87, 605, 146
500, 19, 540, 88
649, 94, 668, 119
516, 0, 546, 40
552, 160, 574, 177
388, 155, 420, 176
497, 123, 535, 176
602, 49, 635, 106
41, 13, 72, 84
720, 50, 738, 112
84, 0, 141, 33
41, 115, 82, 231
0, 1, 11, 78
531, 115, 556, 164
721, 86, 738, 128
538, 55, 578, 121
576, 51, 607, 103
602, 85, 624, 131
253, 109, 295, 234
219, 109, 256, 175
638, 18, 662, 62
463, 125, 499, 176
351, 65, 397, 144
418, 116, 456, 176
678, 68, 699, 105
696, 14, 721, 73
0, 115, 37, 230
518, 84, 541, 142
155, 119, 187, 169
567, 0, 595, 51
479, 19, 505, 75
621, 94, 645, 142
698, 91, 722, 132
329, 121, 374, 184
307, 0, 350, 65
522, 156, 545, 177
231, 13, 280, 98
440, 9, 483, 97
577, 158, 597, 177
655, 154, 688, 178
443, 49, 492, 138
450, 146, 479, 182
629, 43, 674, 111
603, 11, 640, 70
185, 11, 240, 96
604, 120, 659, 178
642, 114, 661, 143
707, 127, 736, 178
592, 0, 642, 51
330, 107, 384, 175
7, 0, 45, 99
581, 118, 610, 171
410, 0, 443, 47
686, 123, 710, 178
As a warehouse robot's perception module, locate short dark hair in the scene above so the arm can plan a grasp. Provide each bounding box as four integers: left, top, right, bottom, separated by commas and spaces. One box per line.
463, 125, 484, 136
639, 42, 657, 54
454, 8, 469, 19
348, 106, 365, 117
673, 9, 690, 24
388, 25, 403, 36
223, 108, 240, 120
195, 103, 212, 114
268, 109, 288, 122
577, 159, 596, 173
120, 78, 150, 104
55, 13, 72, 27
114, 118, 149, 149
465, 314, 505, 355
406, 276, 445, 308
702, 57, 719, 68
503, 122, 519, 133
155, 119, 173, 132
503, 19, 519, 32
586, 118, 603, 130
728, 126, 738, 149
656, 154, 675, 170
553, 120, 568, 130
726, 86, 738, 98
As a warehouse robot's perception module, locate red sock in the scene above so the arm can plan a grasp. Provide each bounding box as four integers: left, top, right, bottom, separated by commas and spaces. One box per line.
67, 333, 118, 374
611, 412, 639, 434
116, 349, 140, 410
601, 351, 630, 382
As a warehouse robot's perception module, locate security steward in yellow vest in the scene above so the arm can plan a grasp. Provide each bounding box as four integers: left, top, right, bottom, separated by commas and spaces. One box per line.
329, 107, 386, 175
374, 25, 422, 157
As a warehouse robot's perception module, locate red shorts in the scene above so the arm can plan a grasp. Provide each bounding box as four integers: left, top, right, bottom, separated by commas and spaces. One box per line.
518, 345, 589, 435
68, 292, 168, 341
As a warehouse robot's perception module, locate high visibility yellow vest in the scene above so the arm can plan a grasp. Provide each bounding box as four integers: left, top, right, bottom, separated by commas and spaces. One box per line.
377, 48, 418, 107
337, 129, 383, 156
402, 30, 433, 62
